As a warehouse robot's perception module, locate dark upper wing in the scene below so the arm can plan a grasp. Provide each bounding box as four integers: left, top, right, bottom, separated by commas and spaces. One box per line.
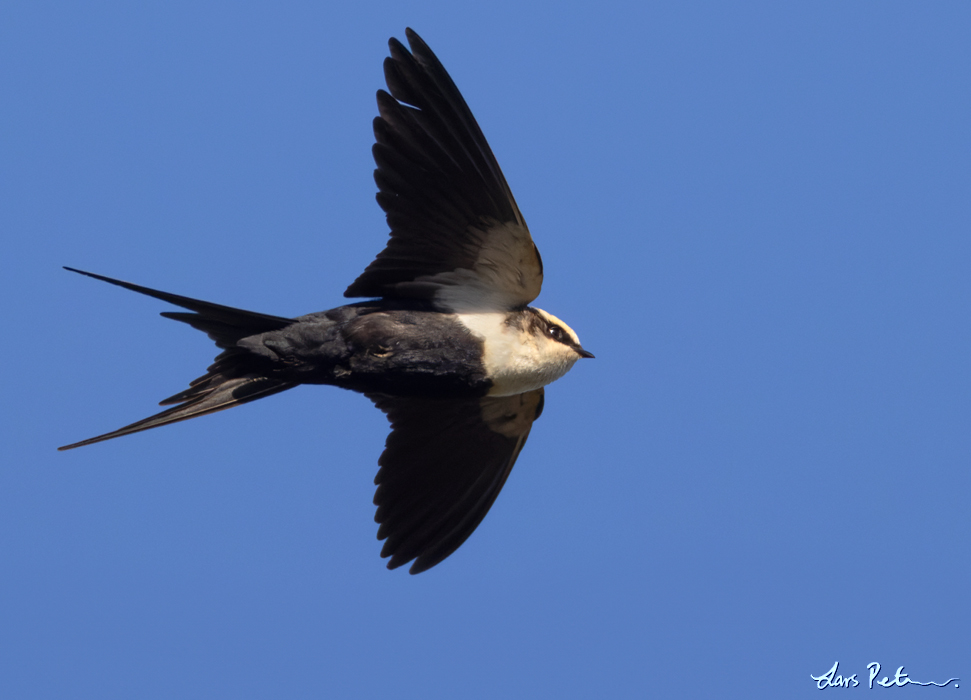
345, 28, 543, 311
369, 389, 545, 574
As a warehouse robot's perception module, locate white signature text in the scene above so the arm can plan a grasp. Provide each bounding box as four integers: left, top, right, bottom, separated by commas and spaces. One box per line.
811, 661, 959, 690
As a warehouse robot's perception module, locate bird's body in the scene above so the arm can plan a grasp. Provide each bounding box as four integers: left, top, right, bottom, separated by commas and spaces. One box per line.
235, 302, 495, 398
265, 304, 585, 398
62, 29, 591, 573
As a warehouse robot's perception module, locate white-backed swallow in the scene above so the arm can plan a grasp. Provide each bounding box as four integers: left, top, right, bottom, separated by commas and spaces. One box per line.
61, 28, 593, 573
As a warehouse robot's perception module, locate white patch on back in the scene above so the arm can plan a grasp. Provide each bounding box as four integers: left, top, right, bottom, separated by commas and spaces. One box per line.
403, 221, 542, 313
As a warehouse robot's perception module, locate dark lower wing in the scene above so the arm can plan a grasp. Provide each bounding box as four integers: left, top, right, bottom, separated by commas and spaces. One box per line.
369, 389, 545, 574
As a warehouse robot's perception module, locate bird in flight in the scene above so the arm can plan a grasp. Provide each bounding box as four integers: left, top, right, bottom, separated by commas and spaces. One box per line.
61, 28, 592, 573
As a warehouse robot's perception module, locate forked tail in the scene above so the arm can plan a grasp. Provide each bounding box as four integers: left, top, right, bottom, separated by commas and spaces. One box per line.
59, 268, 298, 450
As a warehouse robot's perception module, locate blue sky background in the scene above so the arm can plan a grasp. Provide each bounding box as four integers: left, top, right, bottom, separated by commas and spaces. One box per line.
2, 2, 969, 698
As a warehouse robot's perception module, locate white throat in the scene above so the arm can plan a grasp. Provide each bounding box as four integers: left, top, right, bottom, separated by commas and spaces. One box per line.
456, 312, 579, 396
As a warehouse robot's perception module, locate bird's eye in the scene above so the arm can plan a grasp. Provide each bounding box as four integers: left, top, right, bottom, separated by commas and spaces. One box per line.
547, 325, 566, 343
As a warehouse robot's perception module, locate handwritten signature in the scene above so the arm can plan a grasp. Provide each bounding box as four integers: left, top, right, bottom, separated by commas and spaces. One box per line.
812, 661, 959, 689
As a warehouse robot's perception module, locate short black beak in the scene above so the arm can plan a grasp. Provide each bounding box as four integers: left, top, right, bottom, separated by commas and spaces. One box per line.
575, 346, 595, 359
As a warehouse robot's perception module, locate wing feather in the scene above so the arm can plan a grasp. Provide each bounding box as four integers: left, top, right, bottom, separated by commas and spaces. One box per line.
369, 389, 545, 573
345, 29, 543, 310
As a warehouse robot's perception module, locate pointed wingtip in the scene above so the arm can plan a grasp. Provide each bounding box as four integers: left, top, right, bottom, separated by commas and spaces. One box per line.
403, 28, 430, 57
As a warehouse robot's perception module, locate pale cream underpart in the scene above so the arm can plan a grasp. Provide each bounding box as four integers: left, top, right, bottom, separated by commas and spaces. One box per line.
456, 311, 581, 397
398, 220, 579, 395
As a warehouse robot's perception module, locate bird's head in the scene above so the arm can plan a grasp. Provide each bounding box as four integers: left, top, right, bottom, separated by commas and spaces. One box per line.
530, 308, 594, 361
